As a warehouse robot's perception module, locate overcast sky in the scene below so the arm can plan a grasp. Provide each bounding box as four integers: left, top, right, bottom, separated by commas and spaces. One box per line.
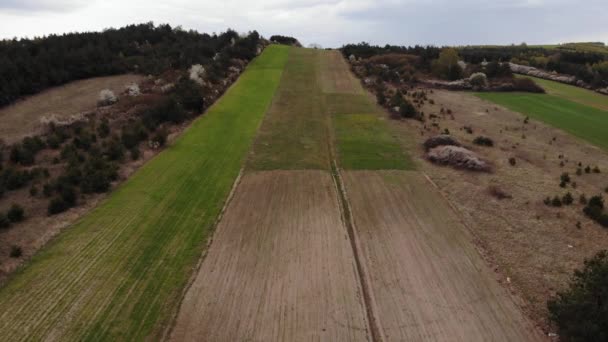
0, 0, 606, 48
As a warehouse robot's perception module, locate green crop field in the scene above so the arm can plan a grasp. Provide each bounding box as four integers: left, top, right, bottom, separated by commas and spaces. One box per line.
334, 113, 413, 170
248, 48, 331, 170
476, 92, 608, 150
0, 45, 289, 341
518, 75, 608, 111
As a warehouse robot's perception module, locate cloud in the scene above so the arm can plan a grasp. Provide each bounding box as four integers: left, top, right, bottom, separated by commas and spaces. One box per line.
0, 0, 90, 13
0, 0, 605, 47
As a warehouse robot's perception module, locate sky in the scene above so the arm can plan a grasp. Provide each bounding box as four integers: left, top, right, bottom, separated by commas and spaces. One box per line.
0, 0, 606, 48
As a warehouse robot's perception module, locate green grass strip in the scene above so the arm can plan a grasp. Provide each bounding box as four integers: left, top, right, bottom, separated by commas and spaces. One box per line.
476, 92, 608, 150
0, 45, 289, 341
517, 75, 608, 111
334, 113, 414, 170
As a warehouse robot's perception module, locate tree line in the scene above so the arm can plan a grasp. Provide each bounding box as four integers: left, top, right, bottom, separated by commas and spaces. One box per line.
0, 23, 261, 107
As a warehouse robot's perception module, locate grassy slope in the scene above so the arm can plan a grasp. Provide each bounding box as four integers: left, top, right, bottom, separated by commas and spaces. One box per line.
248, 48, 331, 170
320, 52, 414, 170
518, 75, 608, 111
476, 92, 608, 150
0, 45, 289, 341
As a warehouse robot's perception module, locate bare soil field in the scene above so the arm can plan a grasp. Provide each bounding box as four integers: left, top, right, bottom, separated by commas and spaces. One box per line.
170, 170, 369, 341
393, 89, 608, 331
0, 74, 142, 144
342, 170, 543, 341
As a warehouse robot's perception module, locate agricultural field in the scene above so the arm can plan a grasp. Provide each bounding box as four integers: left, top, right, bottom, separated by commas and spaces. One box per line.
476, 92, 608, 150
0, 74, 143, 144
170, 171, 369, 341
517, 75, 608, 111
0, 45, 289, 341
342, 171, 542, 341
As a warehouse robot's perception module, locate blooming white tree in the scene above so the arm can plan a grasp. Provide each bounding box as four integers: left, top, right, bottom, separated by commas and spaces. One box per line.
97, 89, 118, 106
469, 72, 488, 88
125, 83, 140, 96
189, 64, 206, 85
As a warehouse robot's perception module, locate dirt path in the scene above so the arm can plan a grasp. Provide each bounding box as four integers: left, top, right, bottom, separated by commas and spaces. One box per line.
169, 170, 370, 341
342, 170, 545, 341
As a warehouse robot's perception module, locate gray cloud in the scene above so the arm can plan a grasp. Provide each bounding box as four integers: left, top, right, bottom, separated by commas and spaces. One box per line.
0, 0, 605, 47
0, 0, 90, 13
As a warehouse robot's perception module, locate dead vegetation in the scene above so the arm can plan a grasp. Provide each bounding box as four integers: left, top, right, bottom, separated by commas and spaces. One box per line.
427, 145, 491, 172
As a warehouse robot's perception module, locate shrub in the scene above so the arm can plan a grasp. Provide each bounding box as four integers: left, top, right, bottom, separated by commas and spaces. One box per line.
80, 157, 117, 194
29, 186, 38, 196
0, 214, 9, 229
512, 78, 545, 93
173, 78, 205, 113
562, 192, 574, 205
548, 250, 608, 341
7, 204, 24, 222
593, 166, 601, 173
551, 196, 563, 207
585, 166, 591, 174
583, 195, 608, 228
580, 194, 588, 205
130, 147, 140, 161
48, 197, 69, 215
399, 99, 418, 118
508, 157, 516, 166
98, 119, 111, 138
473, 136, 494, 147
105, 138, 125, 161
43, 183, 53, 197
151, 129, 168, 148
9, 245, 22, 258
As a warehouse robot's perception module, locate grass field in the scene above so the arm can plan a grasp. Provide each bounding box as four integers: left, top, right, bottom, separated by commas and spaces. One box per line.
0, 45, 289, 341
518, 75, 608, 111
248, 48, 331, 170
476, 92, 608, 150
334, 113, 412, 170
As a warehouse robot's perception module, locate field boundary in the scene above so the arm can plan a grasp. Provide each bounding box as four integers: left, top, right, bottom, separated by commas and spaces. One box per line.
160, 167, 245, 341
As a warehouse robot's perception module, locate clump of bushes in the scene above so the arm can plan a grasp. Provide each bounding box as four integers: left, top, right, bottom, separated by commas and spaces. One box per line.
9, 245, 22, 258
473, 136, 494, 147
583, 195, 608, 227
548, 250, 608, 341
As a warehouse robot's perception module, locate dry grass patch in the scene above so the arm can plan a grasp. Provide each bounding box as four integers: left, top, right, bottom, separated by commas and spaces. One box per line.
0, 74, 142, 144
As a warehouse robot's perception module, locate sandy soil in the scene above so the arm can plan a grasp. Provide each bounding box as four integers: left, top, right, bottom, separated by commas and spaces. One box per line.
394, 89, 608, 331
342, 170, 544, 341
169, 170, 370, 342
0, 74, 142, 144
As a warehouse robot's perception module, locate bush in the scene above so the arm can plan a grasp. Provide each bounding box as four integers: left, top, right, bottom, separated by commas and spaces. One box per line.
399, 99, 418, 118
130, 147, 140, 160
552, 196, 563, 207
512, 78, 545, 93
548, 250, 608, 341
48, 197, 69, 215
0, 214, 10, 229
473, 136, 494, 147
98, 119, 111, 138
29, 186, 38, 196
508, 157, 516, 166
7, 204, 24, 222
80, 157, 117, 194
151, 129, 168, 148
105, 138, 125, 161
562, 192, 574, 205
583, 195, 608, 228
173, 78, 205, 112
9, 245, 22, 258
